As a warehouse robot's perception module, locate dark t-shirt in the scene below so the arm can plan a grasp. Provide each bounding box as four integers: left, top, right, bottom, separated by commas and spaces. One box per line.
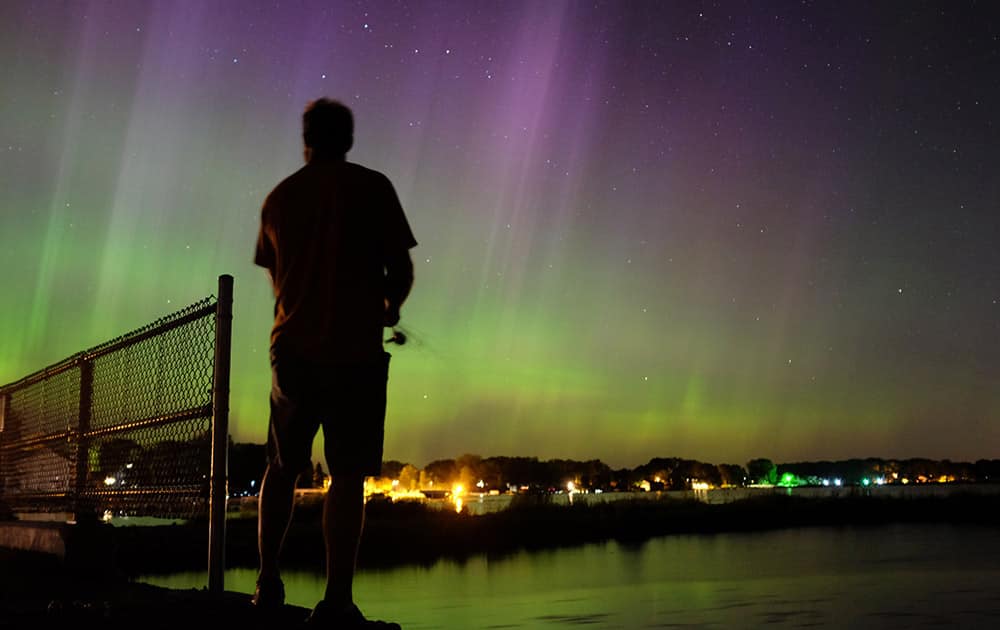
254, 160, 417, 363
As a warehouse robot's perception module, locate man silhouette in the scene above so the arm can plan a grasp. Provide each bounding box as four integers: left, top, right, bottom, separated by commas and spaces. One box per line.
253, 98, 416, 628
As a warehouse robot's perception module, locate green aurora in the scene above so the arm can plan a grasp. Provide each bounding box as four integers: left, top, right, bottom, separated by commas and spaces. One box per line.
2, 2, 998, 468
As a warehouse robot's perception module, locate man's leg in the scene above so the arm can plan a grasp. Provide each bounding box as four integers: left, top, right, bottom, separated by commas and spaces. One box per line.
257, 461, 298, 582
323, 473, 366, 607
259, 355, 312, 590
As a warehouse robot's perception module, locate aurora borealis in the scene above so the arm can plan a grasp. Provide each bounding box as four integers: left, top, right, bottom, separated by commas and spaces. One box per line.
1, 1, 998, 468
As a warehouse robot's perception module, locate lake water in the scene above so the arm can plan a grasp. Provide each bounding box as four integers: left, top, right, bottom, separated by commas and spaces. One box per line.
143, 523, 1000, 628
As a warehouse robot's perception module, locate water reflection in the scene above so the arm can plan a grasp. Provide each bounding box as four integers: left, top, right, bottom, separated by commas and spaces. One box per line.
143, 524, 1000, 628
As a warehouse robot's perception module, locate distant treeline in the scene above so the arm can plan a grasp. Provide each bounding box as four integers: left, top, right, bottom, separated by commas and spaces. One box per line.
227, 443, 1000, 493
771, 457, 1000, 486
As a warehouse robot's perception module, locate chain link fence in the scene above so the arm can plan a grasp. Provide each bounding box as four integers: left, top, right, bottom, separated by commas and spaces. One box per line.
1, 294, 221, 521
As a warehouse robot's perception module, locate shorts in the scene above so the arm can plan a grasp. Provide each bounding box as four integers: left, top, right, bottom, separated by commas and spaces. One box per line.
267, 351, 390, 477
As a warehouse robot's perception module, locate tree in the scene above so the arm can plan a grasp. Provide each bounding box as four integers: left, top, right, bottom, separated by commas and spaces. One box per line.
483, 456, 544, 488
423, 459, 457, 485
381, 460, 406, 480
717, 463, 748, 487
94, 438, 142, 484
229, 441, 267, 495
690, 461, 722, 487
747, 458, 777, 485
398, 464, 419, 491
313, 462, 328, 488
455, 453, 483, 489
477, 458, 503, 489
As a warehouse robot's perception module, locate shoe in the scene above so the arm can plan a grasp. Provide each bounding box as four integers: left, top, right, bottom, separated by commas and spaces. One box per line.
307, 600, 401, 629
251, 575, 285, 610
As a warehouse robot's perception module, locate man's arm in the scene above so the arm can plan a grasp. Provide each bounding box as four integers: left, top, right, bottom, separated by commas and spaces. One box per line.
378, 172, 416, 326
384, 249, 414, 327
254, 199, 278, 293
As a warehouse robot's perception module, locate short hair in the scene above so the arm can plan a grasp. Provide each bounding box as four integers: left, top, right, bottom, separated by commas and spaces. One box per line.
302, 98, 354, 154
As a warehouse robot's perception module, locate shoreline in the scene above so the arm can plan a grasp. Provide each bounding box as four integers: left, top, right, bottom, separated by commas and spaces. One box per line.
108, 491, 1000, 577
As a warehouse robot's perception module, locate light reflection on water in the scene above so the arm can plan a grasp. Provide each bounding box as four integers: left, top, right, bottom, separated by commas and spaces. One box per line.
143, 523, 1000, 628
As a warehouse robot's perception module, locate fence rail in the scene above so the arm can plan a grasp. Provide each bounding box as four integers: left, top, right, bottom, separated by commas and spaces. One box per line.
0, 275, 233, 591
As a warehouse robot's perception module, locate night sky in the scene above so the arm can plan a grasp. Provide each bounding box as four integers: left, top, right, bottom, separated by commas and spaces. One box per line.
2, 1, 998, 468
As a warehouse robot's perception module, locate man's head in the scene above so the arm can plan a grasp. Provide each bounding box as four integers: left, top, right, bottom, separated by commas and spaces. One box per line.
302, 98, 353, 160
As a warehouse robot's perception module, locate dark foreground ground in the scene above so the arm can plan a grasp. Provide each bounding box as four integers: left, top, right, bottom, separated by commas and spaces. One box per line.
0, 547, 312, 629
3, 492, 999, 628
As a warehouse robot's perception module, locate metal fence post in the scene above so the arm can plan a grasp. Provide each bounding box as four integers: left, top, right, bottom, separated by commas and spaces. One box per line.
75, 360, 93, 522
208, 274, 234, 594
